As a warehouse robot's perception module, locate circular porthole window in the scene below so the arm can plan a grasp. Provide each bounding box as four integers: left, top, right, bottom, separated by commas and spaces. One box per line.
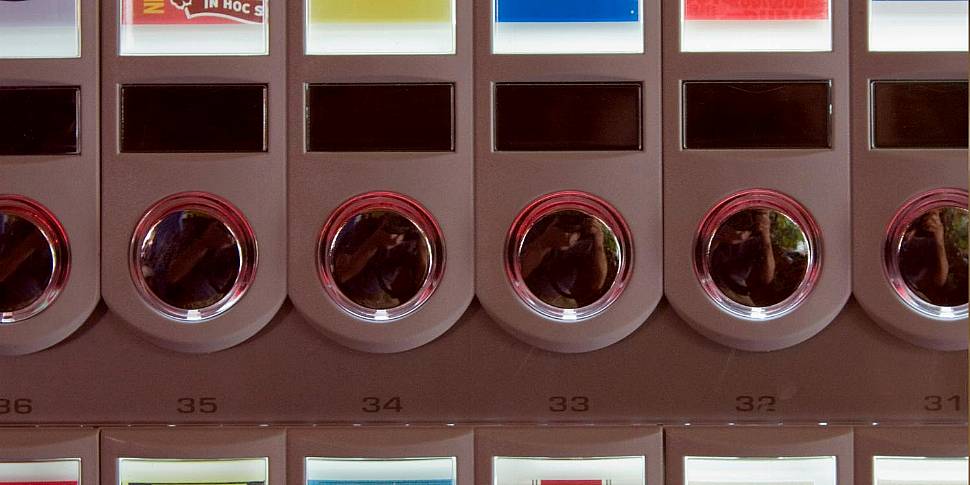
506, 191, 633, 321
884, 188, 968, 320
318, 192, 445, 322
130, 192, 257, 322
694, 189, 822, 320
0, 196, 70, 324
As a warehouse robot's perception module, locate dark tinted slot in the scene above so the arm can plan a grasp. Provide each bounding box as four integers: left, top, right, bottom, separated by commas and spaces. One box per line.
306, 83, 454, 152
0, 87, 79, 155
121, 84, 267, 153
872, 81, 968, 149
683, 81, 831, 149
494, 83, 642, 151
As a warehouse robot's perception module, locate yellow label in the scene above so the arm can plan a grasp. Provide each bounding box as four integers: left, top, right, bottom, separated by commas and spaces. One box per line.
309, 0, 452, 23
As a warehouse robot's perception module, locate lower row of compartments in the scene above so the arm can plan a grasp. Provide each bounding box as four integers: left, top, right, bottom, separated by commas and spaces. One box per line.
0, 426, 965, 485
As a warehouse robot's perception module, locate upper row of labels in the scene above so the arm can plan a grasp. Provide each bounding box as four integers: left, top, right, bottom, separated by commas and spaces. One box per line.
0, 0, 968, 58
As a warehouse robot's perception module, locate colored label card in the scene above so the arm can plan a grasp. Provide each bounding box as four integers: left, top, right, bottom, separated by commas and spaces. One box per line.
684, 0, 828, 20
309, 481, 453, 485
0, 0, 77, 26
308, 0, 451, 23
496, 0, 638, 22
122, 0, 266, 24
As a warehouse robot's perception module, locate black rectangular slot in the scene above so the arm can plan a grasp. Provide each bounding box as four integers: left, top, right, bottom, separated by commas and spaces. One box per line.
682, 81, 831, 149
494, 83, 642, 151
306, 83, 455, 152
0, 87, 79, 155
120, 84, 267, 153
872, 81, 968, 149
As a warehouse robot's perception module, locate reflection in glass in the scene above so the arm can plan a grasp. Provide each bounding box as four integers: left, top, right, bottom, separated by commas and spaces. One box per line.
131, 193, 256, 321
507, 192, 632, 321
136, 210, 241, 311
896, 207, 968, 309
306, 457, 456, 485
696, 189, 820, 320
0, 213, 55, 315
119, 0, 268, 55
493, 456, 645, 485
327, 210, 432, 311
517, 210, 621, 310
319, 192, 444, 322
0, 197, 69, 324
708, 208, 809, 308
0, 0, 79, 58
873, 456, 969, 485
0, 459, 80, 485
685, 456, 837, 485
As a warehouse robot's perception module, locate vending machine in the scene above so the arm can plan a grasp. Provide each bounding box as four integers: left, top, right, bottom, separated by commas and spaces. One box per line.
0, 0, 966, 483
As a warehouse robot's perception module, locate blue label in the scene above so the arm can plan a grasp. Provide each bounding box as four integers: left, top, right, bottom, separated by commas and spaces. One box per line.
496, 0, 639, 22
309, 481, 453, 485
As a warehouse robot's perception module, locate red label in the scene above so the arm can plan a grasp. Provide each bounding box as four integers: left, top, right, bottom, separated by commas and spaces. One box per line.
122, 0, 266, 24
540, 481, 606, 485
1, 482, 78, 485
684, 0, 827, 20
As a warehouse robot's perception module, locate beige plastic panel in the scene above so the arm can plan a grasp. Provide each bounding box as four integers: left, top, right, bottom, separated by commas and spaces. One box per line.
0, 428, 98, 485
854, 426, 968, 485
665, 426, 854, 485
288, 427, 473, 485
476, 426, 662, 485
474, 0, 664, 353
99, 0, 287, 353
0, 0, 100, 356
850, 0, 968, 351
662, 0, 851, 352
286, 0, 474, 353
0, 301, 964, 424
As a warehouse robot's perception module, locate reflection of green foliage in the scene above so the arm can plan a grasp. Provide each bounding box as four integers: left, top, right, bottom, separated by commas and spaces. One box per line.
942, 208, 968, 257
770, 212, 807, 252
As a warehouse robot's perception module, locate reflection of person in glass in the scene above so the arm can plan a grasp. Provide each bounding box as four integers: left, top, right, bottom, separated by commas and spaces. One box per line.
0, 214, 52, 312
899, 209, 968, 307
519, 211, 611, 309
709, 208, 807, 308
142, 212, 240, 310
331, 212, 428, 310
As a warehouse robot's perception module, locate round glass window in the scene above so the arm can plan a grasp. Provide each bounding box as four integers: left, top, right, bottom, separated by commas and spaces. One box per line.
130, 192, 257, 321
0, 196, 69, 324
319, 192, 444, 321
695, 189, 821, 320
885, 188, 968, 320
506, 191, 632, 321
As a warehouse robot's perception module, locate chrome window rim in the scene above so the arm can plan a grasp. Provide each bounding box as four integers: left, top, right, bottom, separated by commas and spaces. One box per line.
693, 188, 822, 321
317, 191, 446, 323
505, 190, 634, 322
129, 192, 258, 323
883, 188, 969, 321
0, 195, 70, 324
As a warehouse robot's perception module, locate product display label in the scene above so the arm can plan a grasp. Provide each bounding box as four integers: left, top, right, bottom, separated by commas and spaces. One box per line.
308, 0, 451, 23
536, 481, 611, 485
0, 0, 77, 26
122, 0, 266, 24
496, 0, 638, 22
0, 482, 78, 485
684, 0, 827, 20
309, 481, 453, 485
